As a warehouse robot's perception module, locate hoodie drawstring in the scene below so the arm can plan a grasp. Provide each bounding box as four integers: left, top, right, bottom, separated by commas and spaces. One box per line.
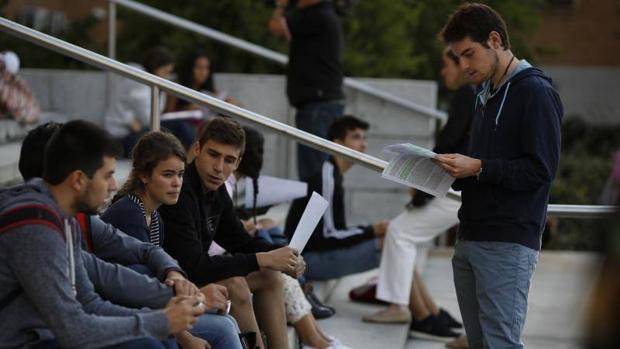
64, 218, 77, 296
495, 82, 511, 130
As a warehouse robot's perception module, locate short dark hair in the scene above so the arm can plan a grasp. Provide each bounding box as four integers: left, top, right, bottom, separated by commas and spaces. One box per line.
445, 48, 460, 65
196, 116, 245, 153
43, 120, 123, 185
142, 46, 174, 74
327, 115, 369, 142
19, 121, 63, 181
440, 3, 511, 50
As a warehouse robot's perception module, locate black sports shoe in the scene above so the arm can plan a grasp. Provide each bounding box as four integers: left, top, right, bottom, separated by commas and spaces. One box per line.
409, 315, 460, 342
306, 290, 336, 319
437, 308, 463, 329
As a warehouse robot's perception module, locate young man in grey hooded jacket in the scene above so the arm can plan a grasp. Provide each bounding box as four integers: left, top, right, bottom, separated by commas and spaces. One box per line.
0, 120, 205, 349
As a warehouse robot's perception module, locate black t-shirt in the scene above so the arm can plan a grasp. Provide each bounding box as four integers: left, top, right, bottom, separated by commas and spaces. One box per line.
286, 1, 344, 107
410, 84, 476, 207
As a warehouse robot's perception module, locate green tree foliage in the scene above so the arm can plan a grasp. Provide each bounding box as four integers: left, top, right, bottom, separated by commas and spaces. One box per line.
547, 117, 620, 250
0, 5, 101, 70
112, 0, 543, 82
1, 1, 544, 80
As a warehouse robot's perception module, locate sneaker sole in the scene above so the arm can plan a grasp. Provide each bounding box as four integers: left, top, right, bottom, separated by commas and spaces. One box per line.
409, 330, 458, 343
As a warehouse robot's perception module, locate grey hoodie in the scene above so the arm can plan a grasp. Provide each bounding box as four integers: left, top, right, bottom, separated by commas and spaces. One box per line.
84, 215, 179, 309
0, 179, 169, 348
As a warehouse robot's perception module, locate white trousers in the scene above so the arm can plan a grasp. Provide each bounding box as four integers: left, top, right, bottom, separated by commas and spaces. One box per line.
376, 196, 461, 305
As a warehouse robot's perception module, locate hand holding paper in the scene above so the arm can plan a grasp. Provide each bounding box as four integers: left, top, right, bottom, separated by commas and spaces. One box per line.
288, 192, 329, 254
381, 143, 455, 197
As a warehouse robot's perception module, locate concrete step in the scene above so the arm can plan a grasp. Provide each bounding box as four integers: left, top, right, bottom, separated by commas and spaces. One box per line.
0, 142, 21, 186
315, 269, 410, 349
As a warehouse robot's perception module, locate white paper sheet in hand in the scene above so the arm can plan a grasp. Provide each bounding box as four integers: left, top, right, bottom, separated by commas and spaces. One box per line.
288, 192, 329, 253
245, 175, 308, 207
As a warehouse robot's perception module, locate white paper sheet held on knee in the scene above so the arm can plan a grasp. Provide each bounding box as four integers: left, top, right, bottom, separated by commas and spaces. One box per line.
288, 191, 329, 253
381, 143, 454, 197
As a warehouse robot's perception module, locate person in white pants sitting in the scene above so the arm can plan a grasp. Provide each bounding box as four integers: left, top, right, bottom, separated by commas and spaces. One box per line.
363, 48, 476, 344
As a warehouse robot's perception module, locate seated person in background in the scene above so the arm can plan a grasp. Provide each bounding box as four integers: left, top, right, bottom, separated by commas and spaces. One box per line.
165, 49, 240, 118
0, 120, 203, 349
225, 126, 350, 349
104, 46, 194, 154
0, 50, 40, 125
18, 122, 243, 349
362, 47, 470, 342
284, 115, 388, 280
160, 117, 305, 349
285, 116, 458, 340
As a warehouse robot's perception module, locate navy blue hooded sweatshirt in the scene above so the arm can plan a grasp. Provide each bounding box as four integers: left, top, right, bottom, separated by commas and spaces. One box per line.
454, 62, 563, 251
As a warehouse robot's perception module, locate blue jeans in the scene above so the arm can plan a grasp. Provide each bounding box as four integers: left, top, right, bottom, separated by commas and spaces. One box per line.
33, 337, 167, 349
256, 226, 288, 246
295, 100, 344, 181
128, 265, 242, 348
303, 238, 380, 280
452, 240, 538, 349
192, 313, 243, 349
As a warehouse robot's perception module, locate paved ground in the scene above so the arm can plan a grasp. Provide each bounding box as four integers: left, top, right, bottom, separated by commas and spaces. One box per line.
405, 249, 601, 349
316, 248, 601, 349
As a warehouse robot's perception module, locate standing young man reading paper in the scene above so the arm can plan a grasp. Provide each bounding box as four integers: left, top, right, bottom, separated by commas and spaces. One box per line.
435, 3, 563, 348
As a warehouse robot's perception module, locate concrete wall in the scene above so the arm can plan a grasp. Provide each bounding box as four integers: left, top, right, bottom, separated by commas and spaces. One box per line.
542, 65, 620, 125
16, 69, 439, 224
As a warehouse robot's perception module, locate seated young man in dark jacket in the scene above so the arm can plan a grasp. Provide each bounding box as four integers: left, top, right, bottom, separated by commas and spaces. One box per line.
285, 115, 388, 280
160, 117, 305, 349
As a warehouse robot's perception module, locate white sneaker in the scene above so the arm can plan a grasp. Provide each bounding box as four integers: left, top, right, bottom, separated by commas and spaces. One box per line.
328, 336, 352, 349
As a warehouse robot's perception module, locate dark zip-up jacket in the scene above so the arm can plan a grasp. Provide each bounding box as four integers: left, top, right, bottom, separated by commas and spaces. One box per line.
454, 64, 563, 250
160, 162, 276, 285
285, 158, 374, 252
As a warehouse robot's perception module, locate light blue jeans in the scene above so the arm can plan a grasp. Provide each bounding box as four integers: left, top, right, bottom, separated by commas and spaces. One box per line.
192, 313, 243, 349
452, 240, 538, 349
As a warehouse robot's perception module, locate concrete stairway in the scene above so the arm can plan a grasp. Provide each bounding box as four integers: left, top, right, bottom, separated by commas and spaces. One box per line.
316, 270, 410, 349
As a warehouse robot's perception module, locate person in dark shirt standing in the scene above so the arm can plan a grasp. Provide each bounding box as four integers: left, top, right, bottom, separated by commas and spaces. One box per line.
435, 4, 563, 348
269, 0, 345, 181
160, 117, 305, 349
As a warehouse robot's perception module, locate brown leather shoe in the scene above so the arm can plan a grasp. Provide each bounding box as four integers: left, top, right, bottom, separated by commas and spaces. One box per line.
362, 308, 411, 323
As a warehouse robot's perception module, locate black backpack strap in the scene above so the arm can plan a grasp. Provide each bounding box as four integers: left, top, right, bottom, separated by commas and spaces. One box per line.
0, 204, 65, 311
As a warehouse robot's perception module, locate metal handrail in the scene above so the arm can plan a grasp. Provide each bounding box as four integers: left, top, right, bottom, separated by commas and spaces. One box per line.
0, 16, 385, 174
547, 205, 617, 219
0, 17, 616, 219
107, 0, 447, 121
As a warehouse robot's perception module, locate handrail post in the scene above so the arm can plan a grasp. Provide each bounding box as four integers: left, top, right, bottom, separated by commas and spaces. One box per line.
150, 86, 160, 131
108, 1, 116, 60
